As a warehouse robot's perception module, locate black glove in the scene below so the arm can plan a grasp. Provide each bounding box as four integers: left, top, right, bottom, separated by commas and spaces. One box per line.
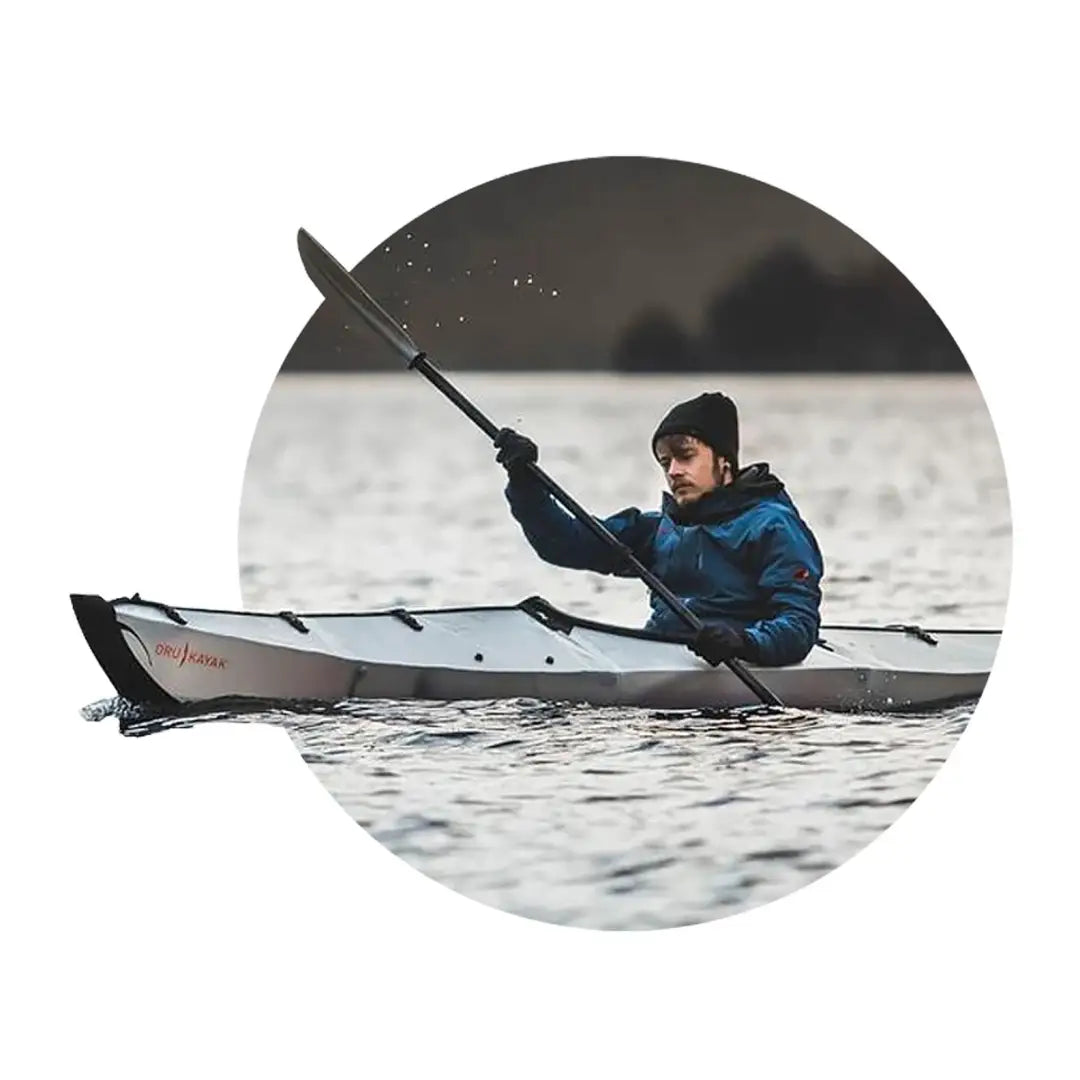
494, 428, 539, 475
689, 622, 750, 667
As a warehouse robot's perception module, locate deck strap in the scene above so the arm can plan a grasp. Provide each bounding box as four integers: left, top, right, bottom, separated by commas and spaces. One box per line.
519, 596, 577, 634
277, 611, 310, 634
113, 594, 188, 625
390, 608, 424, 631
886, 623, 939, 646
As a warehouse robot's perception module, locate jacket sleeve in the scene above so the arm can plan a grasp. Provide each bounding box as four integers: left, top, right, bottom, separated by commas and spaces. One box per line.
504, 472, 660, 576
742, 517, 824, 666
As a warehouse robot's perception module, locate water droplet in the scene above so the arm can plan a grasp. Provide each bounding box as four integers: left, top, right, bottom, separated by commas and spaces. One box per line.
435, 320, 441, 327
406, 232, 413, 240
551, 289, 559, 297
402, 322, 408, 329
538, 287, 544, 294
423, 242, 429, 248
513, 278, 519, 287
384, 245, 391, 252
406, 260, 413, 267
426, 267, 432, 273
491, 258, 497, 265
526, 276, 534, 285
465, 269, 471, 276
458, 315, 466, 322
403, 299, 410, 306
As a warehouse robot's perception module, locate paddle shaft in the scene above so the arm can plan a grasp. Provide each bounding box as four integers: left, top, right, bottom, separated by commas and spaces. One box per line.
296, 228, 783, 707
416, 357, 694, 618
403, 355, 686, 624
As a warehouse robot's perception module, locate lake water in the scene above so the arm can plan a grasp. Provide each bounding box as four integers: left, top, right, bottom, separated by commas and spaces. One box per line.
99, 372, 1011, 929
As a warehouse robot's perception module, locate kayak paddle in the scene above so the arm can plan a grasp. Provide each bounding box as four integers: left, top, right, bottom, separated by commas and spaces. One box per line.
295, 227, 784, 709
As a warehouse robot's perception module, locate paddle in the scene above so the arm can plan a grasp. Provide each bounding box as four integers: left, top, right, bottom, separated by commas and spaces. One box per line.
296, 228, 784, 708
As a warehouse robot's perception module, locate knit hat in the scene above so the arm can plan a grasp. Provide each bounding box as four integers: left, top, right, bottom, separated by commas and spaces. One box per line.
651, 392, 739, 465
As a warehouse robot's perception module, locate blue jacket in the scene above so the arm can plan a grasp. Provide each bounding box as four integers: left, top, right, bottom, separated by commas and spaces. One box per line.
505, 463, 824, 666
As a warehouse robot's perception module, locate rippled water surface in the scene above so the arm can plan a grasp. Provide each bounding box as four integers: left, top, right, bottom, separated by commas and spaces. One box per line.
123, 373, 1012, 929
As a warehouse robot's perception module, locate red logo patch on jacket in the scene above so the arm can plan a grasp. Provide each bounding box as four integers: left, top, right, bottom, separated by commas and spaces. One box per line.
794, 566, 810, 581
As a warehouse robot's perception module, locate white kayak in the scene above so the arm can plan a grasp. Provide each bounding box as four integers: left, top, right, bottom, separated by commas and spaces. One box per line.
71, 593, 1001, 713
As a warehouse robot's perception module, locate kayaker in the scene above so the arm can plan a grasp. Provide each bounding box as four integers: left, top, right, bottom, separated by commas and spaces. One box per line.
494, 392, 824, 667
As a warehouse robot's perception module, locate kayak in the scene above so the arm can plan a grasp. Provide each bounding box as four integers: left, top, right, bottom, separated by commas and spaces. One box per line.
71, 592, 1001, 712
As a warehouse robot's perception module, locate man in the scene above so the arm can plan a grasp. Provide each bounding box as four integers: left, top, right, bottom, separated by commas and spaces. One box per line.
493, 392, 824, 668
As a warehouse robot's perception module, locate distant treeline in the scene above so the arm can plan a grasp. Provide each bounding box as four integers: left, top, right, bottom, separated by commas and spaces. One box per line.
612, 245, 966, 373
282, 159, 969, 375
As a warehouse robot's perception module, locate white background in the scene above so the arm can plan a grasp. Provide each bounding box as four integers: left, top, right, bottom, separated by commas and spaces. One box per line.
2, 3, 1076, 1076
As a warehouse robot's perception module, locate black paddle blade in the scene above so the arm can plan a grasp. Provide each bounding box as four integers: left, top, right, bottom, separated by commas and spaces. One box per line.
296, 228, 421, 363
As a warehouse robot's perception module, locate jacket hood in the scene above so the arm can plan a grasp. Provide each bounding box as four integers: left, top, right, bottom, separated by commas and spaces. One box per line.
661, 462, 786, 525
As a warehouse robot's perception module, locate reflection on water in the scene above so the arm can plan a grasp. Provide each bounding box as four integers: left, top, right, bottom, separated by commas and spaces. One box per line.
89, 693, 975, 929
163, 372, 1007, 929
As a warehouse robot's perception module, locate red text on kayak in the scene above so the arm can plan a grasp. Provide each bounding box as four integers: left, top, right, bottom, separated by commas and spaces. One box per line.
155, 640, 228, 670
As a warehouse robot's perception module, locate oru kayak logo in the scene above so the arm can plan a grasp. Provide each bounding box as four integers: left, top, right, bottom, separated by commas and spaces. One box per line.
155, 640, 228, 670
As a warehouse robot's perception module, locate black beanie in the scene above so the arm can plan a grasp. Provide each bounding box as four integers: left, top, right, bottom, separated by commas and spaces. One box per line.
651, 392, 739, 465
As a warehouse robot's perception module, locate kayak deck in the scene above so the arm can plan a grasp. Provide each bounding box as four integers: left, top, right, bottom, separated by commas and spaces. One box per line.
72, 593, 1001, 713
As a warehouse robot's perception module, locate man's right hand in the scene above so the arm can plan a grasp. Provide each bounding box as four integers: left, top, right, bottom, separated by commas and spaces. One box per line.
689, 622, 750, 666
494, 428, 539, 475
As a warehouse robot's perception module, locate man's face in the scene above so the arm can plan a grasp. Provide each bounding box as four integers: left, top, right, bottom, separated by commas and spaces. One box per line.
655, 434, 727, 506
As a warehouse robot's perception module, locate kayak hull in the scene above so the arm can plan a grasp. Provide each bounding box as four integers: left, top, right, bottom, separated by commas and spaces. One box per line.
71, 593, 1001, 713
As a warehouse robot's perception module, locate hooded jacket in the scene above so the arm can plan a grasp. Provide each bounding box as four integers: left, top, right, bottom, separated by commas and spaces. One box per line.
504, 463, 824, 666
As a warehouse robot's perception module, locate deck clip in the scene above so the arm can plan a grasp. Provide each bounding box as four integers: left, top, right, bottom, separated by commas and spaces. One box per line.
116, 594, 187, 625
390, 608, 424, 631
887, 623, 938, 646
519, 595, 575, 634
815, 636, 836, 652
277, 611, 310, 634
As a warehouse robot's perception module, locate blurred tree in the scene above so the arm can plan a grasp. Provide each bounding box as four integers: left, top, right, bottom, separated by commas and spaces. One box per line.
701, 245, 833, 371
697, 245, 968, 373
825, 260, 967, 371
611, 308, 700, 372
